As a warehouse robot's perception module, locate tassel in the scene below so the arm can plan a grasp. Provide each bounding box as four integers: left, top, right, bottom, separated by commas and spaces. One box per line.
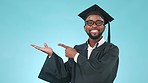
108, 22, 111, 43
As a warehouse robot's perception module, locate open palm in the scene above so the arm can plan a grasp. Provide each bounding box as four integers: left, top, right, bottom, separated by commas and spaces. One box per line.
31, 43, 53, 56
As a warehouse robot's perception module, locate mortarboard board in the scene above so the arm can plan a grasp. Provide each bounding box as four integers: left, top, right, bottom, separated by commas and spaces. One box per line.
78, 4, 114, 43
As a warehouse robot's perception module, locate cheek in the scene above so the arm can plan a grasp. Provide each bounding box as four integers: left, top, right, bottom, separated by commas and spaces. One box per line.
100, 26, 105, 31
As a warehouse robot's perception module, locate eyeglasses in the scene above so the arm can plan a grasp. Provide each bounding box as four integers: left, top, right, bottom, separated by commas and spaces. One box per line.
85, 20, 104, 26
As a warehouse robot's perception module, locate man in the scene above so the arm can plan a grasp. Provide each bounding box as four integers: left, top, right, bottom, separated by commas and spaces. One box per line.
31, 4, 119, 83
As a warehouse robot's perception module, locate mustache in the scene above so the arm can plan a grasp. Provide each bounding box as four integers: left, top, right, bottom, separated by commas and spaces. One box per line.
86, 32, 103, 40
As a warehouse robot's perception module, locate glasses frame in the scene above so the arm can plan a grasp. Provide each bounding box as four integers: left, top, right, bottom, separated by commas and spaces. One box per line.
85, 20, 104, 26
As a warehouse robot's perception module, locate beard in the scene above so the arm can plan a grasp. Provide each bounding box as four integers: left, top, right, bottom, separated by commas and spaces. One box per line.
86, 32, 103, 40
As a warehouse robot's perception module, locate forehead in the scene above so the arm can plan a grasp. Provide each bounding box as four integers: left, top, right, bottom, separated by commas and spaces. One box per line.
85, 14, 104, 21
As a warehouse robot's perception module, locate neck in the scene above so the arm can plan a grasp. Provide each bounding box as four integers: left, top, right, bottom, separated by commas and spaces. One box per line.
88, 36, 103, 47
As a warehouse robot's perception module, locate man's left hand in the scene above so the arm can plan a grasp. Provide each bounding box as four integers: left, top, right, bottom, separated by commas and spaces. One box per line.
58, 43, 77, 58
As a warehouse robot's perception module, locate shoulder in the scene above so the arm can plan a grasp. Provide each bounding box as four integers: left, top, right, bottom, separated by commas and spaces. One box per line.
73, 43, 87, 50
105, 42, 119, 49
104, 42, 119, 54
104, 42, 119, 52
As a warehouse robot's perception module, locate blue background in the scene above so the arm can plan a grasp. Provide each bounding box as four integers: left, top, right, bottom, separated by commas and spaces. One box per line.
0, 0, 148, 83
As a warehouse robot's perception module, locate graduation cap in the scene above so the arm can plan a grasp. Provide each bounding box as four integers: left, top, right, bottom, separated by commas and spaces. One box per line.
78, 4, 114, 43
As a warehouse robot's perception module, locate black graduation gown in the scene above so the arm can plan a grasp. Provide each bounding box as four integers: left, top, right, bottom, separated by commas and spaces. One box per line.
38, 42, 119, 83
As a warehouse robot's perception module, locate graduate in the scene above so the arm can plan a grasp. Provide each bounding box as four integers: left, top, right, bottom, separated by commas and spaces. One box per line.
31, 4, 119, 83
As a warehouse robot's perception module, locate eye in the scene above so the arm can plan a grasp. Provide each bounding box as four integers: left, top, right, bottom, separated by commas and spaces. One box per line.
85, 20, 94, 26
96, 20, 104, 26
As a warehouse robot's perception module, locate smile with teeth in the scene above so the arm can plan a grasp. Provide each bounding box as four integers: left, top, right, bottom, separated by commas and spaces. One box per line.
90, 30, 99, 33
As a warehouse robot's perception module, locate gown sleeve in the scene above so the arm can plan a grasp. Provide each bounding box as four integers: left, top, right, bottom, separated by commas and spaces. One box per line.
38, 52, 71, 83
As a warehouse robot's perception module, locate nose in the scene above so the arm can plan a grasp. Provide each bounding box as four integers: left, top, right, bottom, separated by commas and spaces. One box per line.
92, 23, 97, 28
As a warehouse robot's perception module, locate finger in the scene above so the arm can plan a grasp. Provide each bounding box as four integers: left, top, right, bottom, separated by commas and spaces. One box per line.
31, 44, 36, 47
31, 44, 43, 50
44, 43, 48, 48
58, 43, 70, 49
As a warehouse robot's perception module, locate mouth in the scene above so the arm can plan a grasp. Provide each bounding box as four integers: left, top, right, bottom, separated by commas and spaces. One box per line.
87, 29, 103, 40
89, 30, 99, 36
90, 29, 100, 34
90, 30, 99, 33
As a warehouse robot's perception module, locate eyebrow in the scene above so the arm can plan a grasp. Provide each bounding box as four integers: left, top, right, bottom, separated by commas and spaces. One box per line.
85, 20, 104, 22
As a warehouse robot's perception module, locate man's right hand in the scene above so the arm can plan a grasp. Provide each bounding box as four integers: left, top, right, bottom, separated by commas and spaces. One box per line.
31, 43, 53, 56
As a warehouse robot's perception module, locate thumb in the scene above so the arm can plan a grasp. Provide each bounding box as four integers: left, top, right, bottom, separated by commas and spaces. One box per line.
58, 43, 70, 49
44, 43, 48, 48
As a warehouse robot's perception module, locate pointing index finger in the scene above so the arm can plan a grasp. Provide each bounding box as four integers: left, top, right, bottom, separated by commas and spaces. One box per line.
58, 43, 70, 49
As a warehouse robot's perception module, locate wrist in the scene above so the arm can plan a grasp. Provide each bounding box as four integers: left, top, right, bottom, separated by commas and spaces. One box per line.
48, 51, 53, 56
74, 53, 79, 63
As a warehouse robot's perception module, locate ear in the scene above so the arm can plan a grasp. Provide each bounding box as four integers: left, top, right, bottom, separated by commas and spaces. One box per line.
84, 25, 87, 31
103, 25, 106, 32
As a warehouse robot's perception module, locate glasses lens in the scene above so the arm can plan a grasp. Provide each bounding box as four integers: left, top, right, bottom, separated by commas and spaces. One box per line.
86, 20, 94, 26
96, 20, 104, 26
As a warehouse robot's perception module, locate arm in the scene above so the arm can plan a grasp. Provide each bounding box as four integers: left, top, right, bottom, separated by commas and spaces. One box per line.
31, 43, 71, 83
58, 43, 119, 73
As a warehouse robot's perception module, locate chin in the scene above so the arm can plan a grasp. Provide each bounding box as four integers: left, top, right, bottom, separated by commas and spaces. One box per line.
87, 32, 103, 40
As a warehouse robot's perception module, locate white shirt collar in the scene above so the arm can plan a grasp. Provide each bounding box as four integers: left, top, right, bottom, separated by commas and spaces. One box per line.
87, 37, 106, 49
97, 37, 106, 47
